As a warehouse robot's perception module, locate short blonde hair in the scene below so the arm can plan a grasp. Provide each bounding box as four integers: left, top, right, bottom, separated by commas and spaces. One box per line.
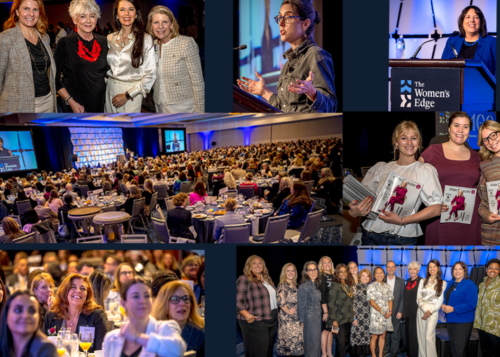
278, 263, 297, 286
478, 120, 500, 161
358, 268, 372, 282
279, 177, 293, 191
407, 261, 421, 272
180, 255, 201, 277
224, 198, 237, 211
146, 5, 179, 40
69, 0, 101, 19
31, 273, 55, 292
173, 192, 188, 206
245, 172, 254, 180
392, 120, 422, 161
223, 172, 236, 189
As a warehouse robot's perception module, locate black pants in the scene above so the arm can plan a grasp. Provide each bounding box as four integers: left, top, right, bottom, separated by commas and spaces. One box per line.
384, 314, 401, 356
403, 315, 418, 357
447, 322, 473, 357
238, 309, 278, 357
478, 329, 500, 357
335, 322, 351, 357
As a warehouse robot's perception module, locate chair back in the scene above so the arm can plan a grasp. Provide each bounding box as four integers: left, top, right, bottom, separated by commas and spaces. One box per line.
13, 232, 36, 243
156, 204, 165, 220
76, 235, 104, 243
180, 182, 192, 193
238, 186, 255, 200
155, 185, 167, 199
16, 200, 32, 217
165, 197, 176, 211
151, 217, 171, 243
131, 198, 144, 218
223, 223, 251, 243
33, 229, 57, 243
303, 180, 314, 195
149, 193, 158, 214
298, 209, 323, 243
121, 234, 148, 243
80, 185, 89, 197
226, 190, 237, 199
263, 215, 289, 243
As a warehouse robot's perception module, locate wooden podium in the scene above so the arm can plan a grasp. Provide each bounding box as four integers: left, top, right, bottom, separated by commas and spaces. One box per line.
389, 59, 495, 111
233, 85, 282, 113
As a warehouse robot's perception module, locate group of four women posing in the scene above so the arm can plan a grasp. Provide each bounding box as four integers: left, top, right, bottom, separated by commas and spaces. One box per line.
0, 0, 204, 113
349, 111, 500, 246
236, 255, 500, 357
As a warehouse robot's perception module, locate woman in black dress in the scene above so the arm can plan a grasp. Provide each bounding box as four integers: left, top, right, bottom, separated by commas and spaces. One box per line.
54, 0, 108, 112
403, 261, 422, 357
319, 256, 335, 357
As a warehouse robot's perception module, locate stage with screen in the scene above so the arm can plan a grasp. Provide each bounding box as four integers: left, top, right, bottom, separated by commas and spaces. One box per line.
0, 131, 37, 173
164, 129, 186, 153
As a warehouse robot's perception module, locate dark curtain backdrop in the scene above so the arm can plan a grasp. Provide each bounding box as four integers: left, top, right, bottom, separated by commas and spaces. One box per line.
236, 246, 358, 283
122, 128, 160, 158
31, 126, 73, 173
343, 111, 436, 177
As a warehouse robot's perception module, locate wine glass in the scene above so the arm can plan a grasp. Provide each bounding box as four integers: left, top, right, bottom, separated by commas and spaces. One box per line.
56, 338, 67, 357
79, 332, 92, 357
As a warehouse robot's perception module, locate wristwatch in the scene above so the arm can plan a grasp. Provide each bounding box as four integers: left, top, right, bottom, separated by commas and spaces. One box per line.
65, 96, 73, 106
125, 91, 133, 101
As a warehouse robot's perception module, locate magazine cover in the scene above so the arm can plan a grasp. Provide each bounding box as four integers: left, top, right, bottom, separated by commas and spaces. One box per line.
486, 180, 500, 214
440, 185, 476, 224
371, 171, 423, 217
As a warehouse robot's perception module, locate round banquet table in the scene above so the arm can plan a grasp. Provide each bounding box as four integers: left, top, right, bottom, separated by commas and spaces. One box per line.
68, 207, 102, 237
190, 208, 274, 243
93, 211, 131, 243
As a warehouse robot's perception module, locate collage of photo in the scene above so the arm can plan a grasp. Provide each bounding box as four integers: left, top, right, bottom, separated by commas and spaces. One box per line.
0, 0, 498, 356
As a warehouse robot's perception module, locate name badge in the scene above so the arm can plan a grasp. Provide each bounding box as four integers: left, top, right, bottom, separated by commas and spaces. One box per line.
79, 326, 96, 343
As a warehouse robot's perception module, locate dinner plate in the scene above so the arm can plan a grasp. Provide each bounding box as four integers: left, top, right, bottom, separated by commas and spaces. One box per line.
193, 214, 207, 219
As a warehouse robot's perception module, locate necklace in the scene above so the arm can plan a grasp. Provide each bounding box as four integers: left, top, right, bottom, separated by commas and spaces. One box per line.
27, 38, 48, 75
464, 39, 479, 46
341, 283, 353, 298
406, 279, 418, 290
116, 30, 129, 49
77, 33, 101, 62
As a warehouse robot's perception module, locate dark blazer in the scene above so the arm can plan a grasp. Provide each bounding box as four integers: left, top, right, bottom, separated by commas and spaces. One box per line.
270, 187, 291, 211
167, 207, 194, 239
443, 278, 478, 323
43, 309, 107, 352
403, 277, 422, 318
5, 273, 27, 287
385, 276, 404, 317
442, 35, 496, 77
182, 322, 205, 357
25, 331, 58, 357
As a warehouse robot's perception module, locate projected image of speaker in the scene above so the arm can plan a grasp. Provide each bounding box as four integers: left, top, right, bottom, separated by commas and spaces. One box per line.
163, 129, 186, 154
0, 130, 38, 173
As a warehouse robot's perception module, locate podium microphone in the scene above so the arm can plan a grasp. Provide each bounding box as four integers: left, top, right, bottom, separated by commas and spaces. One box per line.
410, 39, 435, 59
450, 31, 460, 58
233, 44, 247, 50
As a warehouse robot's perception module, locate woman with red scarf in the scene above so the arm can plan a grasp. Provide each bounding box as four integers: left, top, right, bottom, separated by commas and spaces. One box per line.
54, 0, 108, 112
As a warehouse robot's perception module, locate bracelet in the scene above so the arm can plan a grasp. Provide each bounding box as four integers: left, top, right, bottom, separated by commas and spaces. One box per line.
380, 310, 385, 315
65, 96, 73, 106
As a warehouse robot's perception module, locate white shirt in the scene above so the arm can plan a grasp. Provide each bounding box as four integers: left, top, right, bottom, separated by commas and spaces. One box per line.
361, 161, 443, 237
106, 32, 156, 99
417, 279, 447, 314
263, 279, 278, 310
55, 28, 67, 44
387, 275, 396, 293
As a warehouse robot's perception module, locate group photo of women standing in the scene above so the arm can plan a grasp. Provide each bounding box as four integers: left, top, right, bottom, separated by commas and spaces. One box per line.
236, 246, 499, 357
0, 0, 205, 113
344, 111, 500, 246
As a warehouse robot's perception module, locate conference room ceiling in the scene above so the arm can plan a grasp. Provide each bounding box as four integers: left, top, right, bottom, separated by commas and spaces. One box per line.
0, 113, 342, 130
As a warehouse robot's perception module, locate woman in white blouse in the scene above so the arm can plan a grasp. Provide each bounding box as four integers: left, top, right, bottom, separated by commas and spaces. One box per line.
105, 0, 156, 113
146, 6, 205, 113
348, 120, 443, 245
416, 259, 446, 357
103, 277, 186, 357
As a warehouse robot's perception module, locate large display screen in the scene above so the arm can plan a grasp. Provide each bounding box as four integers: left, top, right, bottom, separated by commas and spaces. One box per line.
0, 131, 38, 173
163, 129, 186, 153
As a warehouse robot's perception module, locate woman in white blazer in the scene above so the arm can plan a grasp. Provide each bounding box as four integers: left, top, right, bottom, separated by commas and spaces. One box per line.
103, 277, 186, 357
147, 6, 205, 113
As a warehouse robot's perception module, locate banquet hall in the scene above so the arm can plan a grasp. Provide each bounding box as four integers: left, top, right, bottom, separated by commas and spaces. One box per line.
0, 113, 342, 244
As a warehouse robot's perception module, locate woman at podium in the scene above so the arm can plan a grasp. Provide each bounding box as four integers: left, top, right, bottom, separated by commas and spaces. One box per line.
441, 6, 496, 77
237, 0, 337, 113
0, 137, 12, 156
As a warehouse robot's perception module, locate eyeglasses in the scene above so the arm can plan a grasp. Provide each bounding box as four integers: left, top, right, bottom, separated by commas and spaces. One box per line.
274, 15, 304, 24
306, 268, 318, 272
169, 295, 192, 305
482, 131, 500, 145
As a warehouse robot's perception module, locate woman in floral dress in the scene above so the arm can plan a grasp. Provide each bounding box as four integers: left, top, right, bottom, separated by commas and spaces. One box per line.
276, 263, 304, 356
350, 269, 372, 357
368, 267, 394, 357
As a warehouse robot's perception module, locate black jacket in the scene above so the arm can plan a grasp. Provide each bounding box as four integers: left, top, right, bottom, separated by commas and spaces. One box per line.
43, 309, 107, 353
167, 207, 194, 239
270, 187, 291, 211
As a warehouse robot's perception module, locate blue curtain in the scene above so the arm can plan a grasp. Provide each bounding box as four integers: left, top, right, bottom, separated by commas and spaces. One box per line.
122, 128, 160, 158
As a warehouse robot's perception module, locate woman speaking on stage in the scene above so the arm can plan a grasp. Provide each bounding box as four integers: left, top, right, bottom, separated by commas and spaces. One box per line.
441, 6, 496, 77
236, 0, 337, 113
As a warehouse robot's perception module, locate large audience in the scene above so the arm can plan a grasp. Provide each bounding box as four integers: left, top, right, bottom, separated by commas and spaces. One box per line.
0, 250, 205, 357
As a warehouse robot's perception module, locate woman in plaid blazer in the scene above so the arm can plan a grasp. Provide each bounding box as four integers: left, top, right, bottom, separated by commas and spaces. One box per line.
147, 6, 205, 113
0, 0, 57, 113
236, 255, 277, 357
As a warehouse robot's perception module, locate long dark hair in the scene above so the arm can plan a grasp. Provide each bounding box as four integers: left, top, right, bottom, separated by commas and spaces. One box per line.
0, 291, 39, 357
286, 182, 313, 207
424, 259, 444, 297
458, 6, 487, 38
112, 0, 146, 68
0, 278, 7, 313
300, 261, 320, 289
333, 263, 354, 287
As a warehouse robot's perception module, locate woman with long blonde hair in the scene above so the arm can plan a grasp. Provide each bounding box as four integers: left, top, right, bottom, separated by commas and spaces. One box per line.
152, 281, 204, 356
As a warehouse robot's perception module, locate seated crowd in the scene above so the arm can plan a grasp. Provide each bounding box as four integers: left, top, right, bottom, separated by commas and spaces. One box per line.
0, 250, 205, 357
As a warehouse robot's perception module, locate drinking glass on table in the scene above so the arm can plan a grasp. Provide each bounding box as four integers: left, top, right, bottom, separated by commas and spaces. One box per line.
66, 333, 79, 357
56, 337, 67, 357
79, 332, 92, 357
